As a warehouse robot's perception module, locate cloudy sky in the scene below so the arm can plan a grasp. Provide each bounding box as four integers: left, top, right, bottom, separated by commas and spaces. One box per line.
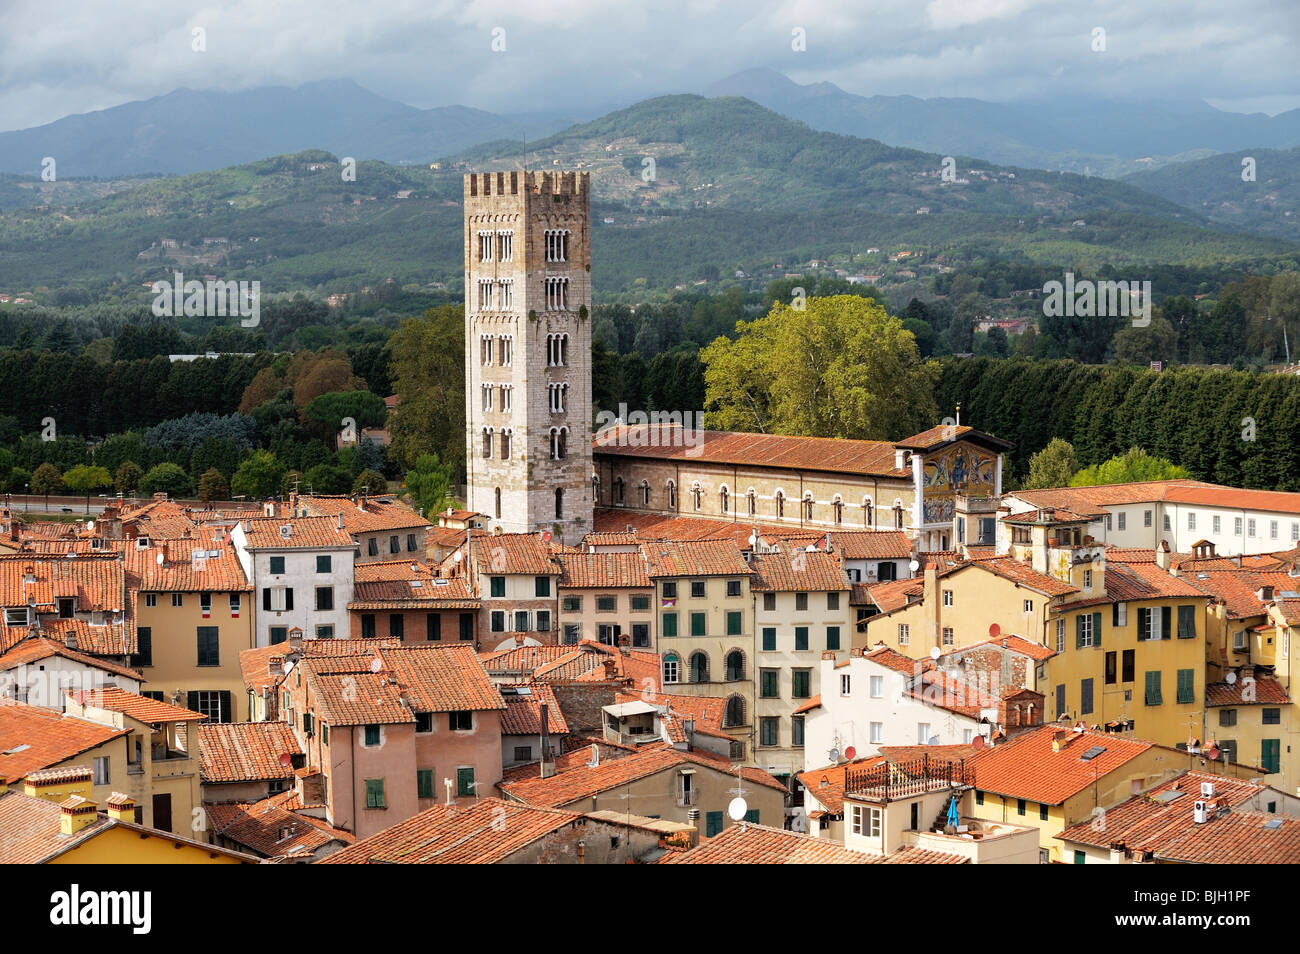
2, 0, 1297, 132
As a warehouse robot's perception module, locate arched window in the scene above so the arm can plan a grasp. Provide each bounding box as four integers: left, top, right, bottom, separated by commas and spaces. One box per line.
691, 482, 702, 511
833, 496, 843, 525
864, 497, 873, 527
663, 653, 680, 685
747, 489, 756, 516
550, 427, 567, 460
481, 428, 493, 458
720, 486, 729, 514
555, 487, 564, 519
591, 474, 600, 503
689, 651, 710, 684
803, 494, 815, 521
894, 502, 904, 529
499, 428, 512, 460
640, 480, 651, 507
724, 694, 746, 727
494, 487, 501, 520
667, 481, 677, 511
775, 491, 784, 518
725, 649, 745, 682
614, 476, 625, 505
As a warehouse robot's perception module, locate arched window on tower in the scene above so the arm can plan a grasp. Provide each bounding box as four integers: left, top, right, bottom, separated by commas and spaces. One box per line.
775, 491, 784, 519
803, 495, 815, 521
833, 496, 843, 525
591, 474, 600, 504
494, 487, 502, 520
550, 427, 567, 460
720, 486, 729, 514
640, 480, 651, 507
614, 476, 625, 505
500, 429, 511, 460
481, 428, 493, 459
691, 482, 702, 511
666, 481, 677, 511
555, 487, 564, 520
747, 489, 756, 516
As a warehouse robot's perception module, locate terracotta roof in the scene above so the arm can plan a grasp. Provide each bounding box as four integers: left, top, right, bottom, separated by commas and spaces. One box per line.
749, 545, 849, 592
863, 577, 923, 613
0, 788, 112, 863
979, 558, 1080, 597
124, 539, 249, 592
1101, 561, 1207, 601
823, 530, 912, 560
1104, 547, 1158, 563
799, 755, 889, 814
206, 795, 354, 859
1183, 569, 1295, 619
862, 644, 923, 675
1015, 480, 1300, 517
614, 689, 729, 742
943, 633, 1057, 662
467, 531, 565, 576
969, 724, 1154, 804
68, 686, 206, 723
1001, 508, 1093, 525
0, 636, 142, 681
198, 721, 303, 783
557, 552, 651, 588
296, 494, 430, 533
662, 822, 876, 864
500, 740, 638, 784
594, 425, 909, 478
639, 539, 751, 578
500, 741, 786, 808
239, 516, 357, 550
896, 424, 1009, 453
591, 510, 765, 547
499, 684, 571, 735
1, 617, 136, 656
793, 695, 821, 714
1205, 675, 1289, 707
319, 797, 584, 864
349, 564, 478, 610
0, 699, 127, 779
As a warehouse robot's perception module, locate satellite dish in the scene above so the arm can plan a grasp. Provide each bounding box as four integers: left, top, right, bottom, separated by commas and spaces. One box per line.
452, 551, 462, 562
971, 734, 986, 750
86, 521, 94, 532
1225, 671, 1238, 685
156, 553, 164, 565
369, 657, 383, 673
930, 647, 941, 660
279, 753, 293, 767
541, 529, 553, 543
828, 747, 840, 763
844, 746, 857, 761
989, 623, 1001, 638
728, 796, 748, 821
909, 559, 920, 572
1207, 745, 1220, 761
927, 736, 940, 746
747, 533, 757, 547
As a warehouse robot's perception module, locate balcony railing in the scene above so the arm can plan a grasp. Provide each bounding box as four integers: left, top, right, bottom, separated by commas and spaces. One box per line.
844, 755, 973, 803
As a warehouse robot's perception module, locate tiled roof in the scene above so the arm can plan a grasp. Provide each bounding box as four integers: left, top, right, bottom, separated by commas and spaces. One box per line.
749, 545, 849, 592
239, 516, 357, 550
1057, 770, 1284, 860
117, 498, 202, 538
943, 633, 1057, 662
1183, 569, 1294, 619
500, 741, 786, 808
0, 789, 111, 863
979, 558, 1080, 597
862, 644, 923, 675
499, 683, 571, 735
614, 689, 729, 742
662, 822, 876, 864
592, 510, 765, 547
302, 644, 504, 726
348, 562, 478, 609
969, 724, 1153, 804
206, 795, 354, 858
793, 695, 821, 714
531, 642, 662, 688
1001, 508, 1093, 525
0, 636, 142, 681
594, 426, 908, 478
500, 740, 638, 784
319, 797, 584, 864
557, 552, 652, 588
639, 539, 751, 578
198, 721, 303, 783
862, 577, 923, 614
124, 539, 250, 592
480, 644, 580, 676
822, 530, 912, 560
1205, 675, 1290, 707
0, 699, 127, 779
866, 846, 969, 864
0, 617, 136, 656
467, 531, 564, 576
1101, 562, 1206, 601
1016, 480, 1300, 517
799, 755, 889, 814
69, 686, 206, 723
296, 494, 430, 533
0, 553, 127, 614
1104, 547, 1158, 563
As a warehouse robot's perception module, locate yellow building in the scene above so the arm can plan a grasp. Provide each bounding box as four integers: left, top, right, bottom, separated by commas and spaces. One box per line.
126, 538, 255, 722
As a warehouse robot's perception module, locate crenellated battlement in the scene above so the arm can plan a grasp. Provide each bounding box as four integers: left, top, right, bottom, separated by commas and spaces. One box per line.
464, 170, 589, 199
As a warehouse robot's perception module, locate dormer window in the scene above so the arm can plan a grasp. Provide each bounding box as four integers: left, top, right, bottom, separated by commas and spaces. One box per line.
58, 598, 75, 619
136, 537, 150, 550
4, 608, 27, 627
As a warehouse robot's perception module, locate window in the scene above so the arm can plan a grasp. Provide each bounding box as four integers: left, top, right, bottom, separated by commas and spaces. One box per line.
364, 724, 381, 746
1118, 512, 1126, 531
691, 580, 706, 598
690, 612, 706, 637
850, 804, 882, 838
316, 586, 333, 611
720, 487, 729, 513
761, 670, 779, 697
663, 653, 680, 684
1056, 618, 1065, 653
1219, 708, 1237, 727
1081, 678, 1094, 715
269, 556, 285, 574
364, 778, 386, 809
1040, 803, 1049, 821
131, 627, 153, 668
792, 716, 805, 747
490, 577, 505, 598
632, 623, 649, 647
368, 538, 380, 557
689, 652, 709, 683
1188, 512, 1197, 531
535, 576, 551, 598
1177, 605, 1196, 639
726, 579, 742, 598
93, 757, 110, 786
1262, 740, 1281, 775
415, 712, 433, 733
1176, 669, 1195, 705
1235, 517, 1243, 536
144, 593, 157, 608
549, 427, 567, 460
918, 723, 931, 744
840, 674, 851, 696
1144, 510, 1152, 528
389, 535, 400, 555
196, 627, 220, 667
662, 581, 677, 599
761, 627, 776, 651
171, 593, 183, 607
1270, 520, 1279, 540
1023, 599, 1034, 613
1083, 569, 1092, 589
1248, 518, 1257, 537
449, 711, 473, 731
544, 229, 570, 263
1122, 649, 1135, 683
536, 610, 551, 632
490, 611, 505, 632
662, 612, 678, 637
1055, 684, 1065, 717
1017, 799, 1026, 816
726, 611, 742, 636
760, 718, 779, 747
389, 614, 404, 640
1104, 651, 1117, 685
562, 595, 582, 613
942, 589, 953, 607
941, 627, 953, 647
897, 623, 910, 646
1144, 671, 1162, 706
792, 670, 811, 698
269, 626, 287, 645
827, 626, 841, 651
417, 770, 435, 799
761, 592, 776, 612
630, 595, 649, 612
595, 595, 616, 612
188, 690, 232, 723
1163, 514, 1171, 532
725, 650, 744, 681
1076, 613, 1096, 647
514, 610, 531, 632
460, 613, 474, 642
774, 492, 784, 518
426, 614, 441, 641
794, 626, 808, 651
724, 695, 746, 727
1264, 708, 1281, 725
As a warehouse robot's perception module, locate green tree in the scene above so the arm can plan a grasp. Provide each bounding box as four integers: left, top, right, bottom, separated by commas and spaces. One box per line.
404, 453, 454, 518
303, 391, 388, 432
303, 462, 351, 494
700, 295, 939, 439
31, 462, 64, 509
352, 468, 389, 495
388, 305, 465, 473
1112, 314, 1179, 366
115, 460, 144, 496
62, 464, 112, 513
138, 462, 192, 499
198, 467, 230, 503
1070, 447, 1189, 486
231, 450, 286, 500
1022, 438, 1079, 490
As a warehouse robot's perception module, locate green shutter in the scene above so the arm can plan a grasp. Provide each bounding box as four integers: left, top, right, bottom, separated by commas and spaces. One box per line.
691, 612, 706, 636
1161, 606, 1172, 640
1178, 605, 1196, 639
1263, 739, 1281, 774
456, 767, 475, 797
417, 769, 434, 799
1145, 671, 1162, 706
1137, 608, 1148, 641
727, 611, 742, 635
1075, 615, 1085, 649
1177, 669, 1195, 704
662, 613, 677, 637
1092, 612, 1102, 648
744, 809, 760, 824
706, 811, 724, 837
826, 626, 840, 650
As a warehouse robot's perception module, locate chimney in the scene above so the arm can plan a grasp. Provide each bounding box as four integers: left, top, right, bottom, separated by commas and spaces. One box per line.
1155, 540, 1171, 570
295, 767, 326, 805
602, 658, 617, 680
337, 513, 344, 531
59, 795, 99, 835
268, 654, 283, 680
539, 704, 552, 778
105, 792, 136, 822
64, 630, 78, 651
1051, 729, 1071, 752
23, 766, 92, 804
1259, 584, 1275, 602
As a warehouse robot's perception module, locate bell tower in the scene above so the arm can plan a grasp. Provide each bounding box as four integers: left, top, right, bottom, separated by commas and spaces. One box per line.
463, 170, 593, 543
